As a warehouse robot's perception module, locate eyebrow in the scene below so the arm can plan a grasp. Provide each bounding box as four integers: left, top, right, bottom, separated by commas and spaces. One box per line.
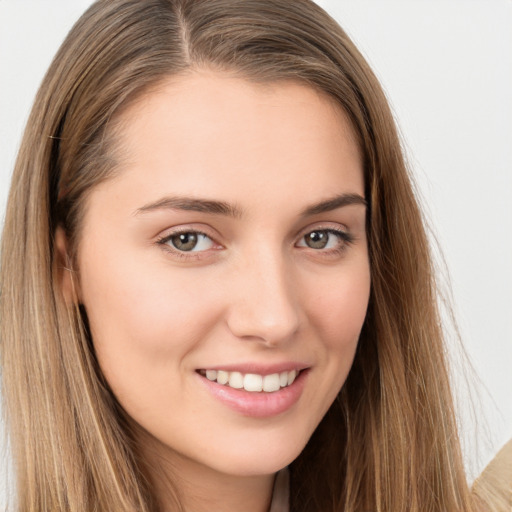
135, 196, 243, 218
134, 193, 366, 218
299, 193, 367, 216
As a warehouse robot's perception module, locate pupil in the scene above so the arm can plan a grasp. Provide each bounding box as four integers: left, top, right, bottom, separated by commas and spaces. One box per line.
307, 231, 328, 249
172, 232, 198, 251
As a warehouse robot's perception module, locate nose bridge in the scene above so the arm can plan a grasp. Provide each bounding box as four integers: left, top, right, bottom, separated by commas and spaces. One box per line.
226, 244, 300, 345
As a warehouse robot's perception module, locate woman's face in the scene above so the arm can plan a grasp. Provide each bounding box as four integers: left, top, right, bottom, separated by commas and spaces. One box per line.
74, 71, 370, 477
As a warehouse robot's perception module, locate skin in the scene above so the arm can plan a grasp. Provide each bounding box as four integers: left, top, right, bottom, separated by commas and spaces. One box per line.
63, 70, 371, 512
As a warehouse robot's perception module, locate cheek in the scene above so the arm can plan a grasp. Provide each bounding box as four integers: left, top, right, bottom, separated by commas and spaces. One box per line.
306, 261, 370, 348
78, 250, 222, 395
305, 259, 370, 399
83, 245, 212, 332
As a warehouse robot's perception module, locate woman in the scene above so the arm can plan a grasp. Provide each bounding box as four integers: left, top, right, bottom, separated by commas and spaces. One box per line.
0, 0, 500, 510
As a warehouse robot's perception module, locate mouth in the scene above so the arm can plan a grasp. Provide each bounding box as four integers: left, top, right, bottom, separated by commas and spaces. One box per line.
196, 367, 309, 417
197, 368, 300, 393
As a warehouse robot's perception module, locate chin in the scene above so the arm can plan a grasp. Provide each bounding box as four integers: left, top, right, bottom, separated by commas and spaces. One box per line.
204, 428, 311, 477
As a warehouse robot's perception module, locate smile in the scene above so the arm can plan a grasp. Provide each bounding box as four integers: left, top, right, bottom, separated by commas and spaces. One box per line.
198, 369, 299, 393
197, 367, 309, 417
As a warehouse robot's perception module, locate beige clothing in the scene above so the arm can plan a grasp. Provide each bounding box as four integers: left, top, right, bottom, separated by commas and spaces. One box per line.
472, 439, 512, 512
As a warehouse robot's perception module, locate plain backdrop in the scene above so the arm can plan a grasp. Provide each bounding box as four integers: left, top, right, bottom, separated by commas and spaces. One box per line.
1, 0, 511, 506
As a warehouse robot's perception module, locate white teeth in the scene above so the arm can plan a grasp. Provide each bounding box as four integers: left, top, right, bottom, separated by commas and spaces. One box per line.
202, 368, 301, 393
263, 373, 281, 392
217, 370, 229, 385
244, 373, 263, 392
206, 370, 217, 381
228, 371, 244, 389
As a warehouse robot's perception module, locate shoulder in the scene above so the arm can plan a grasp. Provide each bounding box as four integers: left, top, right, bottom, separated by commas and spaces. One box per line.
472, 439, 512, 512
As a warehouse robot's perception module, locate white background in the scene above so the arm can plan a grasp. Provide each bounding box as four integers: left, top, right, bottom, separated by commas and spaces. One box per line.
1, 0, 511, 506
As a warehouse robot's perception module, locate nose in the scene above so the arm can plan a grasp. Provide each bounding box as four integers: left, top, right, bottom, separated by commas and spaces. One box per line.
225, 248, 301, 346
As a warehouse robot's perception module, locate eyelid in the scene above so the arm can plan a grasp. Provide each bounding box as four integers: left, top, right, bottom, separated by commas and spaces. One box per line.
295, 221, 351, 240
155, 223, 221, 243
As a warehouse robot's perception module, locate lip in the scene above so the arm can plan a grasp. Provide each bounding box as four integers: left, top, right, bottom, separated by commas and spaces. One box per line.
196, 367, 310, 418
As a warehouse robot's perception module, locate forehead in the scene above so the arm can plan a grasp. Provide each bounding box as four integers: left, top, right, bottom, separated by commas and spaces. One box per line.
91, 70, 364, 215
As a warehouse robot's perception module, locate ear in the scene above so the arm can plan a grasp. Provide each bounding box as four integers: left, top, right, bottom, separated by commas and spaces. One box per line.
54, 226, 80, 304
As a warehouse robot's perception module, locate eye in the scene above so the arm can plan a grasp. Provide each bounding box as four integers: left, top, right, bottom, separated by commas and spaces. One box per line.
160, 231, 215, 252
296, 229, 351, 250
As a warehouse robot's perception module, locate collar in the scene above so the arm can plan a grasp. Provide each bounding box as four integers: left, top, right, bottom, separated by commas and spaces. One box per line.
269, 467, 290, 512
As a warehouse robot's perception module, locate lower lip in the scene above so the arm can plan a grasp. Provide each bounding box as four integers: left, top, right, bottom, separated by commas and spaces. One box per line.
197, 370, 308, 418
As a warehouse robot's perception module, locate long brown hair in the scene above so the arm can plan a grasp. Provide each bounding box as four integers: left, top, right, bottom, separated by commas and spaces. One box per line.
0, 0, 475, 510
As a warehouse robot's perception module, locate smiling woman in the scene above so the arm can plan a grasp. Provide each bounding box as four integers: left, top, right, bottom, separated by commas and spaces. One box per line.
0, 0, 494, 511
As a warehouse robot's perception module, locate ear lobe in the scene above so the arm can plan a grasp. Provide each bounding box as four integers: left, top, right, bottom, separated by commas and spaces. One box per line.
54, 226, 80, 304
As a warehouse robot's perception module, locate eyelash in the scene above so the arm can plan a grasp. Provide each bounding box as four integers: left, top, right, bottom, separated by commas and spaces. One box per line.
297, 227, 354, 256
156, 229, 218, 261
156, 226, 354, 260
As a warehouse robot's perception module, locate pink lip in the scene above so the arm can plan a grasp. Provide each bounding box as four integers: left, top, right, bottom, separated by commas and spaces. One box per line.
197, 368, 309, 418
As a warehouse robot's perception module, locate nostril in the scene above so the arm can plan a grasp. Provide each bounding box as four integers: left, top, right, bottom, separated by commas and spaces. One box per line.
226, 313, 300, 346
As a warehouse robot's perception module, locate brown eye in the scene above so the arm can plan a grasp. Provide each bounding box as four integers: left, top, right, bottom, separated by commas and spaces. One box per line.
170, 232, 198, 251
304, 231, 329, 249
297, 229, 351, 251
163, 232, 215, 252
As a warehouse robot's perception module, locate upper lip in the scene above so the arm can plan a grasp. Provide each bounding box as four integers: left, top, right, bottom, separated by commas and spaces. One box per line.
196, 362, 310, 376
